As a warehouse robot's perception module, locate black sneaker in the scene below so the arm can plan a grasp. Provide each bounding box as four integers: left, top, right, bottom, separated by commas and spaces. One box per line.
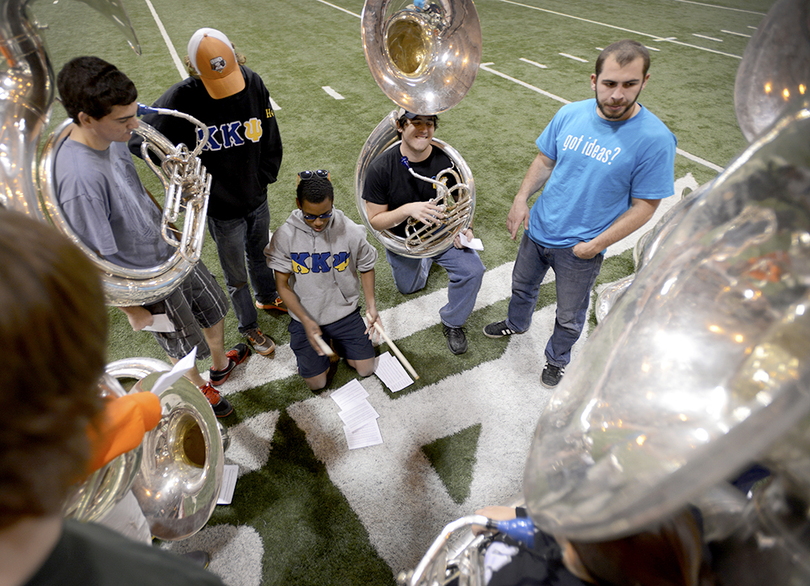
200, 383, 234, 418
209, 343, 251, 386
483, 320, 519, 338
442, 324, 468, 355
541, 363, 564, 388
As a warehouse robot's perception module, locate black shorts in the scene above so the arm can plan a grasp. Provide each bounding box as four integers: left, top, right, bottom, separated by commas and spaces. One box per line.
289, 308, 375, 378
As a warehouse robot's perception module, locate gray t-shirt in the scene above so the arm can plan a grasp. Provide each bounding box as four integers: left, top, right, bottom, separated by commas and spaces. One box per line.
55, 138, 173, 269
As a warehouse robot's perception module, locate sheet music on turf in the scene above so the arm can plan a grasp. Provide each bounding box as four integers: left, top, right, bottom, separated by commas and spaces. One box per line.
374, 351, 414, 392
331, 379, 383, 449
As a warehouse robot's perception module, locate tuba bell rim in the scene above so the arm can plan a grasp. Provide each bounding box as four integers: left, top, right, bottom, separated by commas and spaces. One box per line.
130, 372, 224, 541
37, 119, 205, 307
361, 0, 482, 115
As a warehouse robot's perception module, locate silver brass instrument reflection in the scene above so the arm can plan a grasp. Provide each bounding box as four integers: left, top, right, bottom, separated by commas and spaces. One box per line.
0, 0, 213, 307
64, 358, 224, 542
356, 0, 481, 258
361, 0, 482, 115
129, 369, 224, 541
401, 157, 472, 252
132, 104, 212, 265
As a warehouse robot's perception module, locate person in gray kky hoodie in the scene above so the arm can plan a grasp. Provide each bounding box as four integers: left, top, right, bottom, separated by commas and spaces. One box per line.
266, 170, 380, 390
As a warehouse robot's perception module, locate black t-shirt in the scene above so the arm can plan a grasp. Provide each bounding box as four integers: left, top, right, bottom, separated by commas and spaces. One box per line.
363, 144, 457, 237
24, 520, 224, 586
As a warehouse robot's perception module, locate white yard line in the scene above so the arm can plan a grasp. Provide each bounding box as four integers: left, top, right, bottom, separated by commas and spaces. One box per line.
322, 86, 345, 100
141, 0, 186, 79
498, 0, 744, 59
668, 0, 766, 16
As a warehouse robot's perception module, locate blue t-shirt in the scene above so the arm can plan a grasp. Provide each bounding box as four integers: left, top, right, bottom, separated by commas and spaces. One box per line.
530, 98, 676, 248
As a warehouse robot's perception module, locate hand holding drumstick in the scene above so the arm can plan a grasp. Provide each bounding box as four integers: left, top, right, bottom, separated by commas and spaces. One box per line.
365, 312, 419, 380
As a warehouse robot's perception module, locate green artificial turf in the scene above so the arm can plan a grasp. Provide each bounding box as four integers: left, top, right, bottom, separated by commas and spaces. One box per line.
422, 424, 482, 504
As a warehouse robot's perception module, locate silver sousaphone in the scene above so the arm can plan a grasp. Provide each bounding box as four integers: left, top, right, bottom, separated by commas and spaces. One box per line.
355, 0, 481, 258
63, 359, 224, 542
0, 0, 212, 307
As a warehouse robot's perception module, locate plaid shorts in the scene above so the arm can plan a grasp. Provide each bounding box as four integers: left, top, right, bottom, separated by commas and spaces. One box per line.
144, 262, 228, 360
289, 308, 375, 378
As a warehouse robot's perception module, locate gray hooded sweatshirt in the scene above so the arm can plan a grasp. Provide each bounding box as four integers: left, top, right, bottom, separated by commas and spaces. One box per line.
266, 208, 378, 325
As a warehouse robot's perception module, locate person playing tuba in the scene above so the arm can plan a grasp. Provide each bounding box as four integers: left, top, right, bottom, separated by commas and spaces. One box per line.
53, 56, 249, 417
363, 109, 485, 355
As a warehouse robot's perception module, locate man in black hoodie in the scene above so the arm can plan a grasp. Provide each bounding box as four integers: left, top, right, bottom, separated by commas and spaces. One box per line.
133, 28, 284, 358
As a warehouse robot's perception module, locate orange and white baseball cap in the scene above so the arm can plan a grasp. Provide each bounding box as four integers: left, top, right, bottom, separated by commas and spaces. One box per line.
187, 28, 245, 99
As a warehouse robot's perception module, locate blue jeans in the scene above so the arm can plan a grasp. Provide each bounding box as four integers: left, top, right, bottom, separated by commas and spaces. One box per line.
506, 233, 603, 367
386, 246, 484, 328
207, 202, 278, 334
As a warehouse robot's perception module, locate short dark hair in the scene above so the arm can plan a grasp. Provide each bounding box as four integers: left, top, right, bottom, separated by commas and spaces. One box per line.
397, 112, 440, 131
595, 39, 651, 78
0, 210, 107, 528
56, 56, 138, 124
296, 175, 334, 205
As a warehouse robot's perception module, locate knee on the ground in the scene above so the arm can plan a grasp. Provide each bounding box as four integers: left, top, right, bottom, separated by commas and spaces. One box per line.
304, 371, 328, 391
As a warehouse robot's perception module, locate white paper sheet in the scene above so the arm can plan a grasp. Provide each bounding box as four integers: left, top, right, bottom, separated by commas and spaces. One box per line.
374, 352, 414, 392
217, 464, 239, 505
338, 400, 380, 432
330, 379, 369, 411
142, 313, 176, 332
459, 231, 484, 250
151, 346, 197, 397
344, 420, 383, 450
331, 379, 384, 448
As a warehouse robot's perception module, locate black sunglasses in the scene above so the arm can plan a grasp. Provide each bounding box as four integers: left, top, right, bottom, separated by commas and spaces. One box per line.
297, 169, 330, 183
302, 208, 334, 221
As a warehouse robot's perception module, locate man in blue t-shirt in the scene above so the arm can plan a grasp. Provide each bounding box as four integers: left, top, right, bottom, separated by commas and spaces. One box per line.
484, 39, 676, 389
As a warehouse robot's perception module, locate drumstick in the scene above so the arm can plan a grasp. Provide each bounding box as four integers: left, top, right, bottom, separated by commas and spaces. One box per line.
314, 333, 335, 357
366, 312, 419, 380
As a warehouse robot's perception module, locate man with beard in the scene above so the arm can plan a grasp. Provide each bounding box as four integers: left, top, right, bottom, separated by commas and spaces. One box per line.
484, 39, 676, 389
363, 110, 485, 355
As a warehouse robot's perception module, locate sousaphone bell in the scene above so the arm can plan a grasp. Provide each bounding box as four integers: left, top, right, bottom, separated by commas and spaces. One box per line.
64, 358, 224, 542
356, 0, 481, 258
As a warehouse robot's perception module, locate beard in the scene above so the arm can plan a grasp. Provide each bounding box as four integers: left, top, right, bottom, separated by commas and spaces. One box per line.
595, 89, 642, 121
